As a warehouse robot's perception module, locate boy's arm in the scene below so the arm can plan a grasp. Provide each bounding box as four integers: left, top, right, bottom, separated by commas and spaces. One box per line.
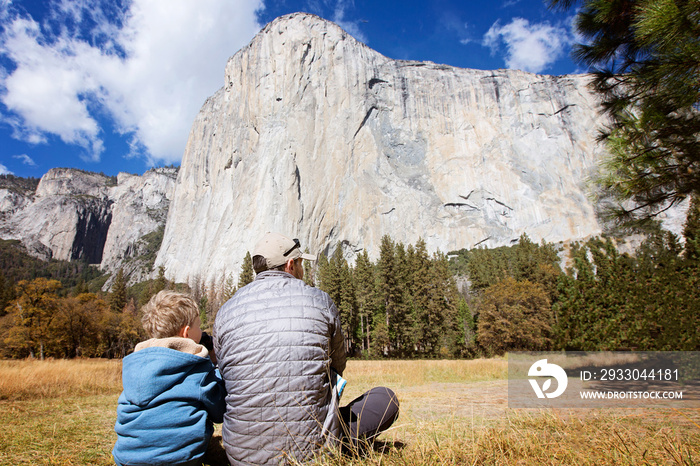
200, 366, 226, 423
200, 332, 217, 364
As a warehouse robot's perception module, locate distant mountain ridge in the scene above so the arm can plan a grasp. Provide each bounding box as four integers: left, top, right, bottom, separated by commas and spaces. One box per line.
0, 167, 177, 286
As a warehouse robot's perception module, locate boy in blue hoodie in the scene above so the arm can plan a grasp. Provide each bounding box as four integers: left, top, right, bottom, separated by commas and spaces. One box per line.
113, 290, 226, 466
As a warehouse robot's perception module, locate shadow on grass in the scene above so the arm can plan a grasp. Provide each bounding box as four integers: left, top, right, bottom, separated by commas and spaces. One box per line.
339, 437, 408, 461
372, 439, 407, 454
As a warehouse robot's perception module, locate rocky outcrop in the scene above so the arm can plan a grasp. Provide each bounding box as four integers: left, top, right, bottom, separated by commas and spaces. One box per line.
0, 176, 38, 222
0, 167, 177, 285
1, 169, 114, 262
100, 168, 178, 284
157, 13, 685, 284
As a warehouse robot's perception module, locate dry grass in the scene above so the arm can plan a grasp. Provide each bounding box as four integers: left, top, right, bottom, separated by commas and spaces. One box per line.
340, 358, 508, 392
0, 358, 698, 466
0, 394, 118, 466
0, 359, 122, 401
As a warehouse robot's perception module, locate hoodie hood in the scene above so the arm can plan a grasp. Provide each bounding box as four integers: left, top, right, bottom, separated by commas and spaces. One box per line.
134, 336, 209, 357
121, 337, 209, 407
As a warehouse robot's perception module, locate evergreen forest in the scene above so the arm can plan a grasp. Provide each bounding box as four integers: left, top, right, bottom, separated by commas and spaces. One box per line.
0, 195, 698, 359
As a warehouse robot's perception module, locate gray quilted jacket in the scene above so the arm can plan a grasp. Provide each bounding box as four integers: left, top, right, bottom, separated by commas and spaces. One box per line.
213, 271, 347, 465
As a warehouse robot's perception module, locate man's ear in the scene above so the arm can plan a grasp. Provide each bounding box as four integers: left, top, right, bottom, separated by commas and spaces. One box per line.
284, 258, 296, 274
179, 325, 190, 339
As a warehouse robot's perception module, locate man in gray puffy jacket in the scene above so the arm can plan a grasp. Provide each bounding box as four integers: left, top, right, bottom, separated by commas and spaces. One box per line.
214, 232, 399, 465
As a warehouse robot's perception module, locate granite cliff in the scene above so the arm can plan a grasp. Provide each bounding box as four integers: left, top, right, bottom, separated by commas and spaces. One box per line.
156, 13, 687, 284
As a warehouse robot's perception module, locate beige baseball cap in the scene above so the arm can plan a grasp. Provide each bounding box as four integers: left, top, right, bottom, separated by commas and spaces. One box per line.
253, 232, 317, 270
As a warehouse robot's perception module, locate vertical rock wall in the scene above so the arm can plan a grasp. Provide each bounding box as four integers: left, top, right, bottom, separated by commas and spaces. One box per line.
156, 14, 617, 284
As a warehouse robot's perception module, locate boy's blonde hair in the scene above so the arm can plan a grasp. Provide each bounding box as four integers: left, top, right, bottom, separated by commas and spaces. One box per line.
141, 290, 199, 339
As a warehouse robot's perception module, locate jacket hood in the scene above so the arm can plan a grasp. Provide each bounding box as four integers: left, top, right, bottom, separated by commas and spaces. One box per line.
121, 337, 209, 407
134, 336, 209, 357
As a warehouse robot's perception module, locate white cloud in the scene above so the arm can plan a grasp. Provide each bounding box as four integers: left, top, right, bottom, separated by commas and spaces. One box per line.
482, 17, 572, 74
1, 18, 104, 159
0, 163, 12, 175
0, 0, 264, 165
440, 12, 472, 45
13, 154, 36, 166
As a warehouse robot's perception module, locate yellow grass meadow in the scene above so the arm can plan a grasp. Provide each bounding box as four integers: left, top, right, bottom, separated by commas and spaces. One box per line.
0, 358, 698, 465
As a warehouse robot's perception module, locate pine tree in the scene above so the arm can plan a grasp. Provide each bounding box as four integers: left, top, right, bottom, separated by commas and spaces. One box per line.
408, 239, 433, 354
153, 266, 168, 294
0, 273, 8, 316
319, 244, 359, 354
204, 277, 219, 329
550, 0, 700, 220
552, 242, 594, 350
553, 238, 636, 350
316, 253, 330, 290
339, 260, 358, 354
323, 245, 344, 306
431, 251, 462, 357
198, 295, 209, 329
72, 279, 90, 296
376, 235, 399, 355
553, 230, 700, 351
457, 298, 476, 355
513, 234, 562, 298
683, 195, 700, 262
631, 230, 689, 350
221, 272, 237, 303
116, 298, 143, 358
109, 269, 128, 313
463, 246, 508, 290
353, 250, 377, 354
238, 252, 255, 288
391, 242, 412, 355
1, 276, 16, 316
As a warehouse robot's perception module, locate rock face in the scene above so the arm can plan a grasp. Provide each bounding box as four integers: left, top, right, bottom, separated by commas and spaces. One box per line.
99, 168, 178, 284
1, 169, 114, 263
0, 167, 177, 285
156, 13, 685, 284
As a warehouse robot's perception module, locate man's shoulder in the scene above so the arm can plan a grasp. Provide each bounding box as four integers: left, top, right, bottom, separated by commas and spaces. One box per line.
227, 272, 333, 306
287, 276, 333, 301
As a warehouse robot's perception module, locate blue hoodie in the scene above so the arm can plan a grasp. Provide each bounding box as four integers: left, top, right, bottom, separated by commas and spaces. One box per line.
113, 337, 226, 466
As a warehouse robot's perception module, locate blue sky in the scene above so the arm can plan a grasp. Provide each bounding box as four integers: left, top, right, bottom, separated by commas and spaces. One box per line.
0, 0, 581, 179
